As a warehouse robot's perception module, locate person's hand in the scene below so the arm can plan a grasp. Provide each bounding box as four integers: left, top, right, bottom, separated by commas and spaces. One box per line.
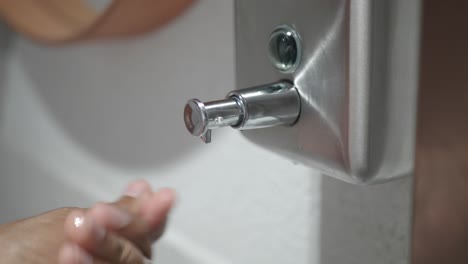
0, 180, 175, 264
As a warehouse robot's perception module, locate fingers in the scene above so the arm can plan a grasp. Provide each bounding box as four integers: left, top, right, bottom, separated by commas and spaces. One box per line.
108, 189, 175, 254
88, 203, 132, 231
59, 179, 176, 264
122, 180, 153, 199
112, 179, 153, 214
113, 181, 176, 242
139, 188, 175, 240
62, 210, 145, 264
88, 203, 152, 258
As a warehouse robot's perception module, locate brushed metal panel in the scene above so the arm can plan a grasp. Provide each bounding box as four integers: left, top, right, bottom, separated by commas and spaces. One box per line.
235, 0, 421, 183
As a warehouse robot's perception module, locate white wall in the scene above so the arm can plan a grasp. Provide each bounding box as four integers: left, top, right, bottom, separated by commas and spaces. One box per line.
0, 1, 412, 263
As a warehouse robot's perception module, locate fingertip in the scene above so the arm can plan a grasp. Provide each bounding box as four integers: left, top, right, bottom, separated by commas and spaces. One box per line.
140, 188, 176, 229
148, 188, 177, 215
88, 203, 132, 230
123, 179, 153, 198
158, 188, 177, 206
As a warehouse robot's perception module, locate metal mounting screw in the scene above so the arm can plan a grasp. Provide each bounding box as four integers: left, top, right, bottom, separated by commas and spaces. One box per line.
268, 25, 302, 73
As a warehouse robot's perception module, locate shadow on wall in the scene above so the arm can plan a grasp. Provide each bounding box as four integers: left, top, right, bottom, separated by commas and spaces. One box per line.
17, 41, 198, 171
317, 175, 412, 264
14, 5, 234, 171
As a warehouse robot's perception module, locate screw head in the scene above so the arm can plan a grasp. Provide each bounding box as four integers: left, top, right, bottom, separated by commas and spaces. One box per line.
268, 25, 302, 73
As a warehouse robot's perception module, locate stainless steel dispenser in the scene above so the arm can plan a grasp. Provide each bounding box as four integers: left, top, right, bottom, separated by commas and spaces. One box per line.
183, 0, 421, 184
